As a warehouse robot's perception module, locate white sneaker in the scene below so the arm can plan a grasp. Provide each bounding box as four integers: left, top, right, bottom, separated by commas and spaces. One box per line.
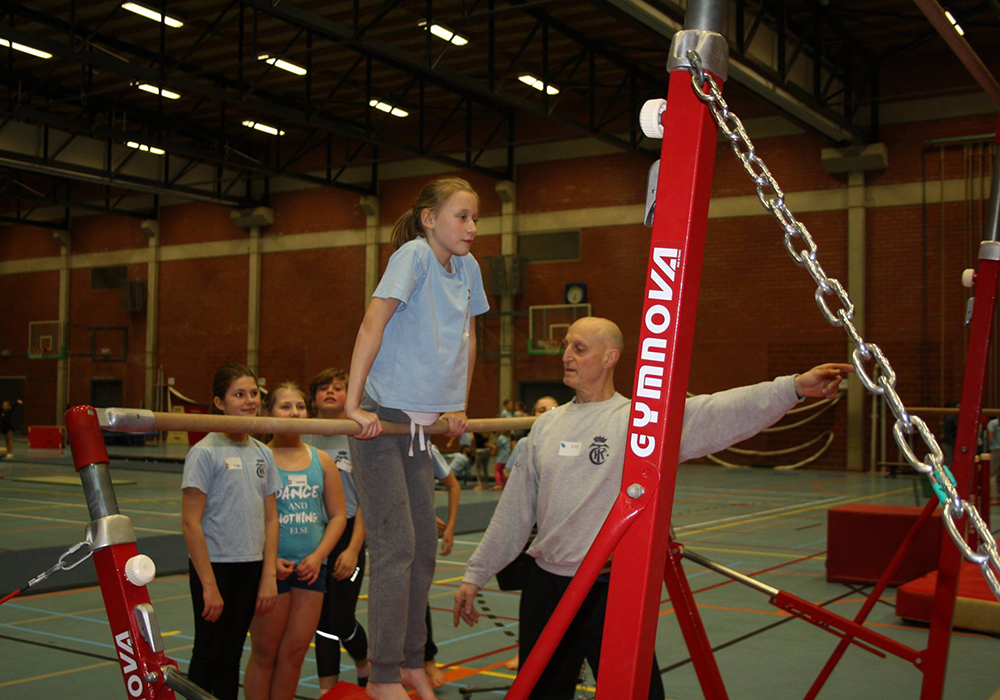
4, 453, 12, 459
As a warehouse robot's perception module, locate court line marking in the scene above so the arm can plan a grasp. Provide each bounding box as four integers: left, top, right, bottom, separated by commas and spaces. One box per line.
0, 510, 179, 535
0, 495, 180, 517
680, 487, 911, 536
0, 660, 117, 688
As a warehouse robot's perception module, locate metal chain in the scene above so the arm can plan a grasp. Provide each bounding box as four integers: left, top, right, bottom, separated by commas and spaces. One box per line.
684, 49, 1000, 602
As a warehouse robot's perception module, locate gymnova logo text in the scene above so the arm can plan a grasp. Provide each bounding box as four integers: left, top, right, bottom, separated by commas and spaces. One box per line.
630, 247, 680, 459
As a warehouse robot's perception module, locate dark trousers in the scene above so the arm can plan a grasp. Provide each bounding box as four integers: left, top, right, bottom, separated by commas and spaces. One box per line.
315, 517, 369, 677
519, 560, 665, 700
187, 560, 262, 700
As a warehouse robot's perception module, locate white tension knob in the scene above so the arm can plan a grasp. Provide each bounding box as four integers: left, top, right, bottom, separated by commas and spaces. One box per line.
961, 268, 975, 288
639, 99, 667, 139
125, 554, 156, 587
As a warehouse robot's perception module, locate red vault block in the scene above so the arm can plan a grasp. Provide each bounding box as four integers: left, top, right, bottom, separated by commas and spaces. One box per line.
826, 504, 943, 586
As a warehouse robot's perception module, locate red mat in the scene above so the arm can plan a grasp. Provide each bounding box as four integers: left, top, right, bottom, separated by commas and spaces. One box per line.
826, 504, 942, 586
896, 561, 1000, 634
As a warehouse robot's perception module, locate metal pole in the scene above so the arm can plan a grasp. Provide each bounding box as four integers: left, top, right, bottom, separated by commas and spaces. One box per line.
921, 159, 1000, 697
597, 17, 729, 699
65, 405, 193, 700
684, 0, 724, 32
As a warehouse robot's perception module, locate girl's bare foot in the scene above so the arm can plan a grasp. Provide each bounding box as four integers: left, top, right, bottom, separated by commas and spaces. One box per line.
503, 655, 519, 671
365, 681, 410, 700
400, 665, 438, 700
424, 659, 447, 688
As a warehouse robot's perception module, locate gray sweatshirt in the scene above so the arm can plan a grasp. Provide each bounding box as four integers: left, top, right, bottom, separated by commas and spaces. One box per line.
463, 376, 800, 586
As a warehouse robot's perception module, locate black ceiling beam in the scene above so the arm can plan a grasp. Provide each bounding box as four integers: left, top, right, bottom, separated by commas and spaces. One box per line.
594, 0, 870, 143
0, 184, 153, 220
241, 0, 641, 153
2, 102, 369, 196
0, 212, 67, 230
0, 146, 248, 207
0, 5, 509, 182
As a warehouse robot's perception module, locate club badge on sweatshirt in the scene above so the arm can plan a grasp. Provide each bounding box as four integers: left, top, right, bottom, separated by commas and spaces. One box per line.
589, 436, 609, 465
558, 441, 582, 456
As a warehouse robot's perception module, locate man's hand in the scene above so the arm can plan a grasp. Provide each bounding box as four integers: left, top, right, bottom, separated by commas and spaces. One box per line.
454, 582, 480, 626
794, 363, 854, 399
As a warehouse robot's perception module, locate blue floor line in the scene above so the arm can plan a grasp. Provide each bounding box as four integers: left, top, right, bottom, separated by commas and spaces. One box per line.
0, 621, 117, 651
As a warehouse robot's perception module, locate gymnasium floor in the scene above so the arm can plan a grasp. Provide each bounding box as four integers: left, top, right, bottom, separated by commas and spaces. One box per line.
1, 440, 998, 699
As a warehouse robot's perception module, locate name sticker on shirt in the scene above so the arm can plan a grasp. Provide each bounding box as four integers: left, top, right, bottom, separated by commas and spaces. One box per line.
336, 457, 353, 474
224, 457, 243, 470
288, 473, 308, 487
558, 441, 582, 457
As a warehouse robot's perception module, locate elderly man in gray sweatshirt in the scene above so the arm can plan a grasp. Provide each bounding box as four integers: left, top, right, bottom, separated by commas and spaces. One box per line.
453, 316, 851, 699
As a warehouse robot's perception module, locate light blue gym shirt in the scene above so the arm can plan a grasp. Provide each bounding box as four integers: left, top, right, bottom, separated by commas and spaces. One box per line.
430, 444, 451, 481
181, 433, 281, 562
366, 236, 490, 412
303, 433, 358, 518
494, 434, 512, 464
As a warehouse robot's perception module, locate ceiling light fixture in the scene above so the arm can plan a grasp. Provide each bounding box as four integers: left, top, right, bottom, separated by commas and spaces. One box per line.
242, 120, 285, 136
418, 21, 469, 46
136, 83, 181, 99
122, 2, 184, 28
0, 38, 53, 59
943, 10, 965, 36
127, 141, 166, 155
518, 74, 559, 95
257, 54, 308, 76
368, 99, 409, 118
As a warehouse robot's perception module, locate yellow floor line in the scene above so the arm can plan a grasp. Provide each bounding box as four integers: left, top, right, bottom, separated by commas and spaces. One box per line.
0, 660, 116, 688
478, 668, 596, 692
690, 545, 827, 561
161, 630, 181, 636
681, 488, 911, 537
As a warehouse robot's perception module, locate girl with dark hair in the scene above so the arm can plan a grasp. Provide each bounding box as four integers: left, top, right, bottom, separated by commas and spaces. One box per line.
304, 368, 372, 690
181, 364, 281, 700
345, 177, 489, 700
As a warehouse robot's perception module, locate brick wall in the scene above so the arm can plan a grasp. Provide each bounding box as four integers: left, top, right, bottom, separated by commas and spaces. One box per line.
1, 110, 994, 471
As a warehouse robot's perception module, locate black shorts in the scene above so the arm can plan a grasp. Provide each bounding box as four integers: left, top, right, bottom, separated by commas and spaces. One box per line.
277, 564, 327, 594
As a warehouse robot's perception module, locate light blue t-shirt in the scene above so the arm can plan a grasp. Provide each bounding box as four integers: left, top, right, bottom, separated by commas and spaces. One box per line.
494, 434, 512, 465
181, 433, 281, 562
449, 451, 471, 476
430, 444, 451, 481
303, 433, 357, 518
366, 236, 490, 412
276, 446, 328, 563
988, 418, 1000, 450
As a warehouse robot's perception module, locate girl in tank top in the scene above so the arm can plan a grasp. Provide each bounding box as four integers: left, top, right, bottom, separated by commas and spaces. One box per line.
244, 382, 347, 700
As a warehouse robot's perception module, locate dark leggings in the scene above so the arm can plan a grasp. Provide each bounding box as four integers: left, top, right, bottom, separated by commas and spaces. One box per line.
315, 517, 369, 677
425, 605, 437, 662
187, 560, 262, 700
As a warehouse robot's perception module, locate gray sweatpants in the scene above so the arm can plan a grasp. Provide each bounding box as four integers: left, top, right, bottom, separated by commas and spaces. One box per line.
349, 395, 437, 684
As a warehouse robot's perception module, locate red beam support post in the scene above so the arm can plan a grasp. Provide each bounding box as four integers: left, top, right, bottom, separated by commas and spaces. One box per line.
596, 26, 728, 700
920, 117, 1000, 700
65, 406, 181, 700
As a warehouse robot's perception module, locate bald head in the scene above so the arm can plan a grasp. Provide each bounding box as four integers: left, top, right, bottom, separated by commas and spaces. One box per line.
562, 317, 624, 403
569, 317, 624, 354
